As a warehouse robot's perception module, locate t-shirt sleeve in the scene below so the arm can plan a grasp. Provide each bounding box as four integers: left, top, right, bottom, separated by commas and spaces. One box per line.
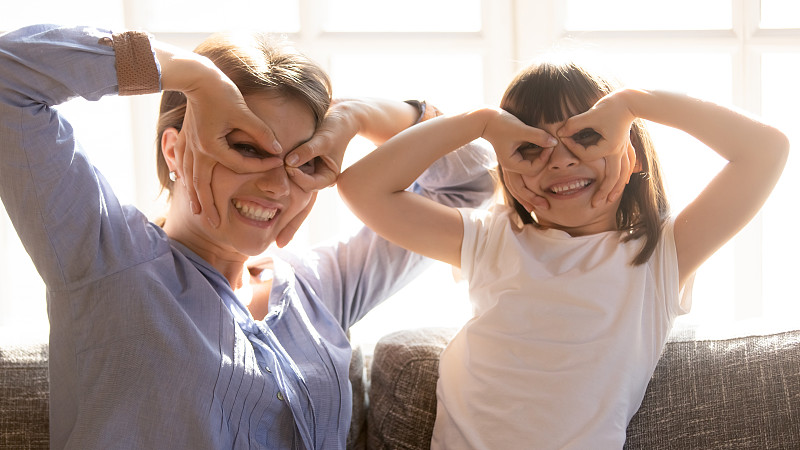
458, 206, 501, 283
653, 218, 694, 318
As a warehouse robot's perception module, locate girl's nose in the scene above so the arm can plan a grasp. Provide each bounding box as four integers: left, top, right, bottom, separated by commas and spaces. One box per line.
255, 167, 291, 197
547, 141, 580, 170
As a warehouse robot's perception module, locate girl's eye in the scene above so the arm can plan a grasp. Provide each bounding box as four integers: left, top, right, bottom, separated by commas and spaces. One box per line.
571, 128, 602, 147
517, 143, 543, 161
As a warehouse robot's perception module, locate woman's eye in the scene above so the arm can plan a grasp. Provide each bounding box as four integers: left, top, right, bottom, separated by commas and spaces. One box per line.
517, 143, 543, 161
571, 128, 602, 147
298, 157, 317, 175
232, 143, 266, 158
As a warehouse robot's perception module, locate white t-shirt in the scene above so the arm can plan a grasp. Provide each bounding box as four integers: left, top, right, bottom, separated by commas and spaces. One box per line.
431, 206, 693, 450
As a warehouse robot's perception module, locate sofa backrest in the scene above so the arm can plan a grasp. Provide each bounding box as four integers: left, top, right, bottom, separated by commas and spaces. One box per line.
367, 327, 800, 449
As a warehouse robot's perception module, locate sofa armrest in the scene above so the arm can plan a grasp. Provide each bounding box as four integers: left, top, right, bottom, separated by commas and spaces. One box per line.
0, 340, 49, 449
367, 327, 456, 450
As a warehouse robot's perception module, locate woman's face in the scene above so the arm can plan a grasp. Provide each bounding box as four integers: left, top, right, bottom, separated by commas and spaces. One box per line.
518, 120, 621, 236
172, 92, 317, 259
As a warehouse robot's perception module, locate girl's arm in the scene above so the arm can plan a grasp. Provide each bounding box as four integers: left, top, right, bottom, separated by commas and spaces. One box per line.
561, 89, 789, 286
338, 107, 555, 267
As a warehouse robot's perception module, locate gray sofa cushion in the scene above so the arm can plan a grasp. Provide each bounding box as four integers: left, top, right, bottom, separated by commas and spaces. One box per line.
0, 339, 368, 450
368, 327, 800, 450
624, 329, 800, 449
367, 327, 455, 449
0, 341, 49, 449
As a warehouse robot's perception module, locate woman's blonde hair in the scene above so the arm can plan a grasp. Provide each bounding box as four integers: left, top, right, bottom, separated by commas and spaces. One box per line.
155, 33, 332, 198
498, 61, 670, 265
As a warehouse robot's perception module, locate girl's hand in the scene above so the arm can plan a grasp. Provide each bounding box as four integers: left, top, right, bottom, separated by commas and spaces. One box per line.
283, 103, 357, 192
483, 110, 557, 211
557, 91, 637, 206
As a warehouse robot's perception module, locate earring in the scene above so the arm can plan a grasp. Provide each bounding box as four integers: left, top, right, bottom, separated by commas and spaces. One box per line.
169, 171, 178, 182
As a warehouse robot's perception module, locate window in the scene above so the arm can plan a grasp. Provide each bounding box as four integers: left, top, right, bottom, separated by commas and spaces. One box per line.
2, 1, 798, 348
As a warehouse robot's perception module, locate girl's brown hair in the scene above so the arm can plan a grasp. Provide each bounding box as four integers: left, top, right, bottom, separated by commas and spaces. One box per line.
498, 61, 670, 265
155, 33, 332, 197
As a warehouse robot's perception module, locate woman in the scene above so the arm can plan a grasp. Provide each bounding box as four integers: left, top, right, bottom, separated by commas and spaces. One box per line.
0, 24, 495, 449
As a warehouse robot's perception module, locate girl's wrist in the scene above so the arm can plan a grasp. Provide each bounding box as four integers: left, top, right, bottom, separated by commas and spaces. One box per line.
612, 88, 652, 120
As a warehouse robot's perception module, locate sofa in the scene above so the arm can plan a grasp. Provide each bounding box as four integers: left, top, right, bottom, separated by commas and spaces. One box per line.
3, 324, 800, 449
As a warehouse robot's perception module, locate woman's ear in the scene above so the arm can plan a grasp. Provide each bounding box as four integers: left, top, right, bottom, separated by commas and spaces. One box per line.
161, 127, 180, 173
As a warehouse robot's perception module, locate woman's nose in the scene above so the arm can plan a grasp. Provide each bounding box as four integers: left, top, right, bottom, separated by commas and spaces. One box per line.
547, 142, 580, 170
255, 167, 291, 197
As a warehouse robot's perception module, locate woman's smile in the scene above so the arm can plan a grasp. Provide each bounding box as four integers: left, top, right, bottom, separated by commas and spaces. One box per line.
232, 198, 280, 227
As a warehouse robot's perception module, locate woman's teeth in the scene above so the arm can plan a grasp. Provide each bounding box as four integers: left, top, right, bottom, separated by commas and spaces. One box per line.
233, 200, 277, 222
550, 179, 591, 194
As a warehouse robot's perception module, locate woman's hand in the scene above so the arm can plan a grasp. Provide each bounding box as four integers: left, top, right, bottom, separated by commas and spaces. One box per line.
482, 110, 557, 211
156, 44, 283, 227
283, 103, 358, 192
557, 91, 638, 206
178, 77, 284, 227
274, 192, 317, 248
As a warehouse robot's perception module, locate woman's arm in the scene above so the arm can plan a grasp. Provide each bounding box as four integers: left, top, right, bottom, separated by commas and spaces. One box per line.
282, 98, 420, 192
560, 89, 789, 287
0, 25, 278, 285
338, 107, 555, 267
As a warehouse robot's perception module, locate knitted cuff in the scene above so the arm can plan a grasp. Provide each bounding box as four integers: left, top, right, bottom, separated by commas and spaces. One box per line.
108, 31, 160, 96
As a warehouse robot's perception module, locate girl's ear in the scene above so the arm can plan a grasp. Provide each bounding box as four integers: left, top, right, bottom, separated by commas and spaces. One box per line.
161, 127, 180, 173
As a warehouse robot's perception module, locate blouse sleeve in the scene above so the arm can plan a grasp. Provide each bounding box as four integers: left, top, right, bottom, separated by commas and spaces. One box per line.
0, 24, 162, 289
281, 139, 497, 331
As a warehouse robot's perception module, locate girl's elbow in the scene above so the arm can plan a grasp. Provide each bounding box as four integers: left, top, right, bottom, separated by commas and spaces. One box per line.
769, 127, 791, 167
337, 170, 357, 201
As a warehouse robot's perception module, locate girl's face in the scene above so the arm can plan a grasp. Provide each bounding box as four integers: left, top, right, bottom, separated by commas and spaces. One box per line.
519, 120, 621, 236
169, 93, 316, 260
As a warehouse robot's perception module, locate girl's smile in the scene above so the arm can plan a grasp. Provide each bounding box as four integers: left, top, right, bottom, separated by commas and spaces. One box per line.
520, 120, 619, 236
544, 177, 595, 196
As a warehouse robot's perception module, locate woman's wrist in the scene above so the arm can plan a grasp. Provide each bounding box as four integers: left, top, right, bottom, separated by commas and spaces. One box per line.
334, 98, 418, 144
155, 44, 226, 96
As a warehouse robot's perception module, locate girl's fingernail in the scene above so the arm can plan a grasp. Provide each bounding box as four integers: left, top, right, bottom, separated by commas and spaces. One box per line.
190, 201, 198, 214
273, 139, 283, 153
286, 154, 299, 166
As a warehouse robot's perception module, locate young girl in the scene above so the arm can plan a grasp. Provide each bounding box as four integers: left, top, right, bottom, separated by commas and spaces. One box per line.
337, 61, 789, 448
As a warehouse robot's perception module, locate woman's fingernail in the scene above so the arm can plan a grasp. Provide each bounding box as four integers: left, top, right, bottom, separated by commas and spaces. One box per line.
273, 139, 283, 153
190, 201, 198, 214
286, 154, 298, 166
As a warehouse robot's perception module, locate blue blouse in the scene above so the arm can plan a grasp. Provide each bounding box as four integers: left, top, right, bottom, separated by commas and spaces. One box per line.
0, 25, 496, 449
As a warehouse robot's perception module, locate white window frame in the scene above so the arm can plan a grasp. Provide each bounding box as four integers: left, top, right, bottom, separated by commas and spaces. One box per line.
1, 1, 798, 340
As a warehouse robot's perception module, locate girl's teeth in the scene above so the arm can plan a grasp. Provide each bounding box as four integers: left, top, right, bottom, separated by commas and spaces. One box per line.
234, 200, 276, 221
551, 179, 590, 194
